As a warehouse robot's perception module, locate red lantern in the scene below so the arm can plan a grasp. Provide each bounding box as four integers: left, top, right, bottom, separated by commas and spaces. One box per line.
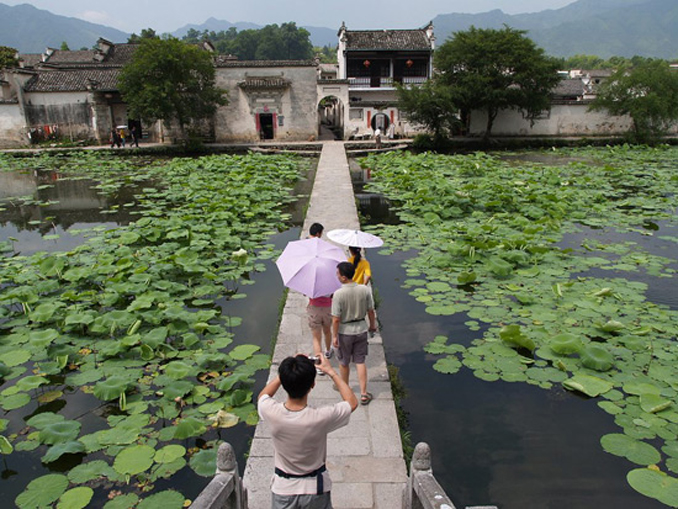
406, 59, 414, 68
363, 59, 370, 68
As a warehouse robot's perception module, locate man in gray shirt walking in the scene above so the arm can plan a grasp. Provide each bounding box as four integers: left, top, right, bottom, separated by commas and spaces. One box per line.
331, 262, 377, 405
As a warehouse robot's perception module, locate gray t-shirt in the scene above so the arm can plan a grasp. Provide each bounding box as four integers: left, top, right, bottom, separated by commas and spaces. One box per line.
258, 395, 351, 495
331, 282, 374, 335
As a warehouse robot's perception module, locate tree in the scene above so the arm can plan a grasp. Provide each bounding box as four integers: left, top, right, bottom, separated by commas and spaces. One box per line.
128, 28, 158, 44
590, 59, 678, 143
60, 41, 70, 51
0, 46, 18, 69
435, 26, 561, 139
118, 37, 227, 135
396, 80, 460, 142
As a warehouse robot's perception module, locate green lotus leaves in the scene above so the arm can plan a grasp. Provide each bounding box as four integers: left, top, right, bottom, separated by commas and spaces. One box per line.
433, 356, 463, 375
15, 473, 69, 509
580, 345, 615, 372
1, 392, 31, 411
627, 468, 678, 507
597, 319, 625, 334
499, 325, 535, 352
155, 444, 186, 464
190, 447, 218, 477
136, 490, 186, 509
113, 444, 155, 477
640, 393, 672, 414
57, 487, 94, 509
549, 333, 584, 355
29, 328, 59, 348
42, 440, 86, 463
457, 271, 477, 285
229, 344, 260, 361
562, 374, 613, 397
104, 494, 139, 509
173, 417, 207, 439
93, 376, 132, 401
487, 257, 513, 278
39, 420, 81, 445
601, 433, 661, 465
68, 460, 115, 483
0, 435, 13, 454
164, 361, 194, 380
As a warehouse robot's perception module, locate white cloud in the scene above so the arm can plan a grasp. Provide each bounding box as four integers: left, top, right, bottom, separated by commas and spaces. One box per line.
78, 10, 116, 26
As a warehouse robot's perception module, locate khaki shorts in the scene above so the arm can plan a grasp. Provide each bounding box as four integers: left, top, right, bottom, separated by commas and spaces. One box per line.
272, 492, 332, 509
307, 306, 331, 331
336, 332, 368, 365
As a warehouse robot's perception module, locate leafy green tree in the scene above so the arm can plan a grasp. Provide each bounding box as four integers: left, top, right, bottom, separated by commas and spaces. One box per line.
435, 26, 561, 139
128, 28, 158, 43
60, 41, 70, 51
396, 80, 460, 142
118, 37, 227, 135
0, 45, 18, 69
314, 45, 337, 64
590, 59, 678, 143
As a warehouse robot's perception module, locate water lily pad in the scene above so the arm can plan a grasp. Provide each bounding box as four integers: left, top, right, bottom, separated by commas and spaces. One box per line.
136, 490, 185, 509
42, 440, 85, 463
155, 444, 186, 464
627, 468, 678, 506
208, 410, 239, 428
164, 361, 194, 380
113, 444, 155, 477
433, 356, 463, 375
562, 374, 613, 397
190, 447, 218, 477
229, 344, 260, 361
104, 493, 139, 509
93, 376, 131, 401
580, 344, 615, 372
57, 487, 93, 509
39, 420, 81, 445
68, 460, 114, 483
0, 349, 31, 367
549, 333, 583, 355
0, 435, 13, 454
15, 473, 69, 509
601, 433, 661, 465
640, 393, 672, 414
1, 392, 31, 411
173, 417, 207, 439
499, 325, 535, 352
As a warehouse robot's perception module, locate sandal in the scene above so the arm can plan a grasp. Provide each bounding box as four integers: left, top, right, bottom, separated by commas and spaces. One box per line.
360, 392, 373, 405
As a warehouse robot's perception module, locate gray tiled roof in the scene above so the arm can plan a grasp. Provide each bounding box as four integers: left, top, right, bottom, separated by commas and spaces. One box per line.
18, 54, 43, 68
24, 69, 121, 92
102, 44, 138, 66
215, 56, 316, 68
553, 78, 585, 98
344, 29, 432, 51
46, 50, 98, 64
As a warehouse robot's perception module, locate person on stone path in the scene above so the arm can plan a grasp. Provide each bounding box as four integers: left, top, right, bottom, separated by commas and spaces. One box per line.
331, 261, 377, 405
307, 223, 334, 364
348, 246, 371, 285
258, 353, 357, 509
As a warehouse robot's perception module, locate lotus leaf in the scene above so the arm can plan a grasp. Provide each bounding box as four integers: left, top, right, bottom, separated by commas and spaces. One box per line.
164, 361, 194, 380
29, 329, 59, 348
562, 374, 613, 397
15, 473, 69, 509
627, 468, 678, 506
155, 444, 186, 464
1, 393, 31, 411
104, 494, 139, 509
499, 325, 535, 352
598, 319, 625, 333
42, 440, 86, 463
39, 420, 81, 445
173, 417, 207, 439
457, 271, 477, 284
580, 344, 615, 372
93, 376, 131, 401
161, 380, 194, 400
136, 490, 186, 509
487, 257, 513, 278
0, 362, 11, 378
113, 444, 155, 477
27, 412, 65, 429
640, 393, 672, 414
601, 433, 661, 465
0, 349, 31, 367
57, 487, 93, 509
68, 460, 115, 483
15, 375, 49, 391
549, 333, 583, 355
0, 435, 13, 454
433, 356, 463, 375
190, 447, 218, 477
230, 344, 260, 361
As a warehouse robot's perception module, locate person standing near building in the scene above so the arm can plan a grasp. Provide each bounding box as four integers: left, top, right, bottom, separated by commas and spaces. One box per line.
348, 246, 371, 285
332, 262, 377, 405
258, 353, 358, 508
130, 125, 140, 147
374, 127, 382, 149
307, 223, 334, 362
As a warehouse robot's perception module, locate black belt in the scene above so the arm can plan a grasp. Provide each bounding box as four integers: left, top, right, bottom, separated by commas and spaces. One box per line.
342, 318, 364, 324
275, 464, 326, 495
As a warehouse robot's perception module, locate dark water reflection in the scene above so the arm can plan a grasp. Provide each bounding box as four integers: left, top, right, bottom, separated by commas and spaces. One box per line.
354, 169, 670, 508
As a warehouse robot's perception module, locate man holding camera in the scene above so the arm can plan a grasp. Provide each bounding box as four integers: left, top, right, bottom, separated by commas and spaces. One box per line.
258, 353, 358, 509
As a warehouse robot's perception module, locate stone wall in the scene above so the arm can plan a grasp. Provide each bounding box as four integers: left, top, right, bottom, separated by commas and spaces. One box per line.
24, 92, 95, 141
0, 102, 27, 147
469, 102, 635, 137
214, 65, 318, 142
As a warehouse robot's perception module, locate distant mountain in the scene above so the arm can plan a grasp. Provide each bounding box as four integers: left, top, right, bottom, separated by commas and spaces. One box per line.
433, 0, 677, 58
172, 18, 338, 48
0, 3, 129, 53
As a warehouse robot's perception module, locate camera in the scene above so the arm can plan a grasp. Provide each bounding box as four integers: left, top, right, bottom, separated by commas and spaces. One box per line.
308, 355, 321, 365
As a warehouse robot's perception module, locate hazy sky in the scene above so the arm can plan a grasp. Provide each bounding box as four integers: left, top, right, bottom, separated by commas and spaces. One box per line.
3, 0, 578, 33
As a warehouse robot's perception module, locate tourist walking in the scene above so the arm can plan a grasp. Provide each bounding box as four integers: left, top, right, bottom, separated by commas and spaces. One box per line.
374, 127, 382, 149
348, 246, 371, 285
332, 262, 377, 405
258, 353, 357, 508
130, 125, 139, 147
109, 128, 120, 148
307, 223, 334, 361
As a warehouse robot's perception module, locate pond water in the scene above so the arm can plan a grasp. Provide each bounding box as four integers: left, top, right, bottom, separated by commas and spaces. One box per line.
353, 156, 675, 508
0, 160, 307, 505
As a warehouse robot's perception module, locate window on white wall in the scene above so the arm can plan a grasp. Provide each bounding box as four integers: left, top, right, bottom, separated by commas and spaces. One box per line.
349, 108, 363, 120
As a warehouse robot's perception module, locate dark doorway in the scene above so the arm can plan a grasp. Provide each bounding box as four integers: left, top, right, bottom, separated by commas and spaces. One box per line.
259, 114, 274, 140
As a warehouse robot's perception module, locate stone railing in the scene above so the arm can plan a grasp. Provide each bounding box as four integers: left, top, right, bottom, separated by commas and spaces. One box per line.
407, 442, 498, 509
190, 442, 246, 509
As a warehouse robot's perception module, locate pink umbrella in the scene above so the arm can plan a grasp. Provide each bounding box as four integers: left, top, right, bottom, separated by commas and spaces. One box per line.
275, 237, 346, 298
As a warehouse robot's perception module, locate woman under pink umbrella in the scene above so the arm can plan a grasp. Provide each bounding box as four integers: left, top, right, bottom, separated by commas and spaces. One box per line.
307, 223, 334, 360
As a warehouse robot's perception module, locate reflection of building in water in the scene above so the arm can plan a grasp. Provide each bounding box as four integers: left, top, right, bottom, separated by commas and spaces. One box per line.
0, 171, 138, 233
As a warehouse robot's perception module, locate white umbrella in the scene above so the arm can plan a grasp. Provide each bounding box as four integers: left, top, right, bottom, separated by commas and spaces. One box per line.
326, 229, 384, 248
